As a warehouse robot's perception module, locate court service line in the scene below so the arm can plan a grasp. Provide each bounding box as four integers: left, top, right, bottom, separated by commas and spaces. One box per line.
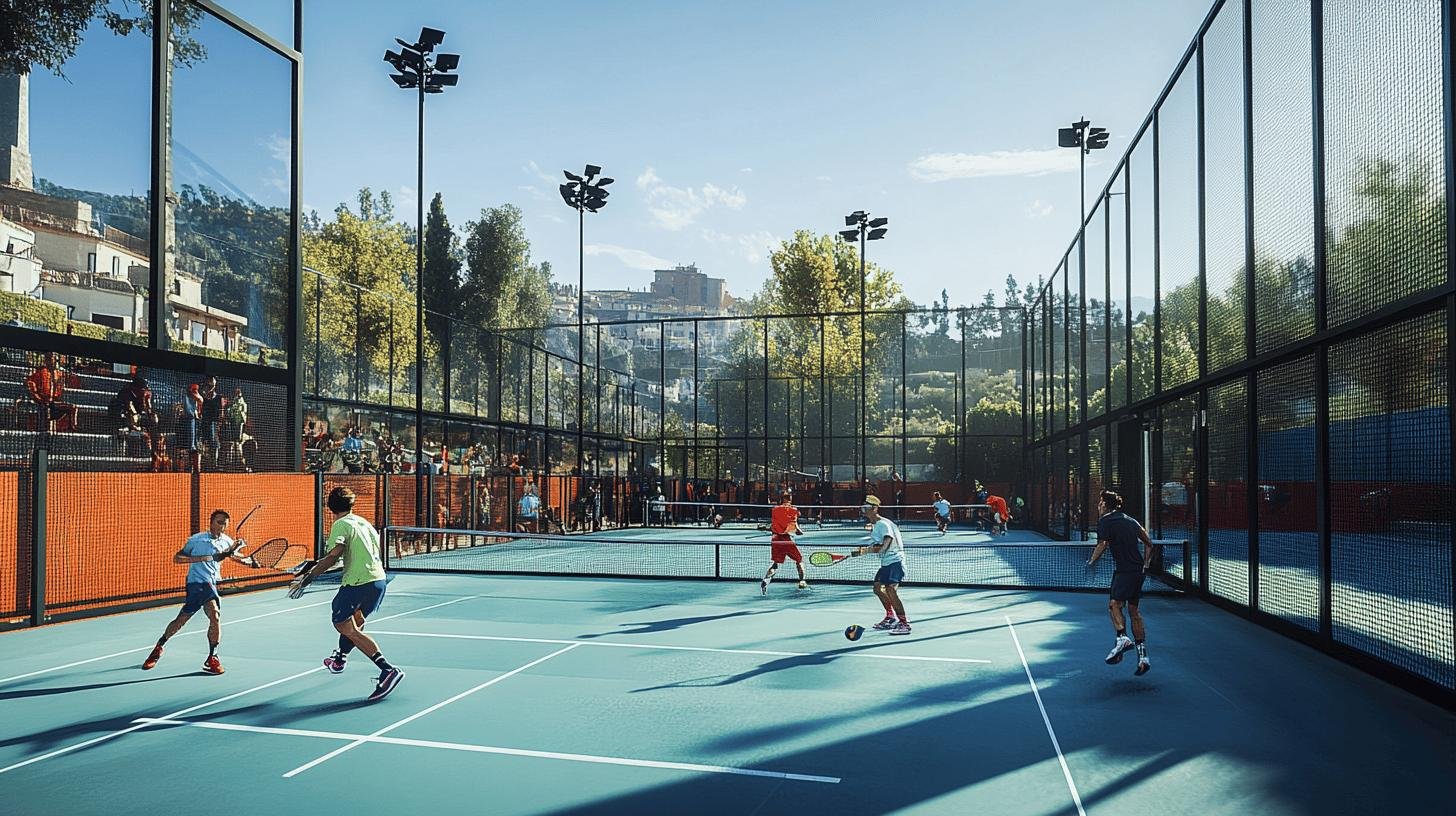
369, 629, 995, 665
283, 643, 582, 778
0, 594, 484, 776
0, 600, 333, 687
1004, 616, 1086, 816
135, 717, 839, 784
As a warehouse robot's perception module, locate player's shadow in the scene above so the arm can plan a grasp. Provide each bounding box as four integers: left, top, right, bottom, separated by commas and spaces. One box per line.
628, 627, 1011, 694
577, 609, 768, 638
0, 672, 199, 702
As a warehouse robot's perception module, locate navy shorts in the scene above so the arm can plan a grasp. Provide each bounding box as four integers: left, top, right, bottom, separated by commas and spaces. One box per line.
1110, 572, 1145, 603
874, 561, 906, 586
332, 580, 388, 624
181, 582, 220, 614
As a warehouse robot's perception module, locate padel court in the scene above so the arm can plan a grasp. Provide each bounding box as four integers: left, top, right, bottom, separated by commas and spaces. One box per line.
2, 565, 1451, 816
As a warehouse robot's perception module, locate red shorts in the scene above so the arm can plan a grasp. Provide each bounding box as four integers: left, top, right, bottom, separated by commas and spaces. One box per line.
770, 536, 802, 564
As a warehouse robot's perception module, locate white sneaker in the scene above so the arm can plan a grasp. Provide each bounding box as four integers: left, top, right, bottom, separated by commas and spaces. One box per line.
1105, 636, 1134, 665
889, 622, 912, 636
871, 616, 897, 630
760, 579, 768, 596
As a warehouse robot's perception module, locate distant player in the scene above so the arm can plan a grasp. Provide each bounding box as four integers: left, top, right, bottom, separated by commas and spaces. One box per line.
142, 509, 250, 674
931, 491, 952, 535
290, 486, 404, 701
1086, 490, 1153, 676
985, 493, 1010, 536
853, 496, 910, 634
760, 493, 808, 595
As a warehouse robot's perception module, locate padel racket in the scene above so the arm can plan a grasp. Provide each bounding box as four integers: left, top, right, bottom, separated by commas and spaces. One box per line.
807, 550, 859, 568
235, 503, 264, 535
242, 537, 308, 571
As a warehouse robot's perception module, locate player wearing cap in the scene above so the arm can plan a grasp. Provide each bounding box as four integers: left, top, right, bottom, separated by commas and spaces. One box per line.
931, 491, 952, 535
1087, 489, 1153, 676
141, 509, 250, 674
760, 493, 808, 594
853, 495, 911, 635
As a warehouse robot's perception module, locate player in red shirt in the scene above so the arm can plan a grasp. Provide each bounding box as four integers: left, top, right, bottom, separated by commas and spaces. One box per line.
760, 492, 808, 595
986, 494, 1010, 536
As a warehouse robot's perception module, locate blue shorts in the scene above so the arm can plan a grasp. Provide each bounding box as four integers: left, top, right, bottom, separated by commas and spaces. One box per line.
332, 580, 388, 624
874, 561, 906, 586
181, 582, 220, 614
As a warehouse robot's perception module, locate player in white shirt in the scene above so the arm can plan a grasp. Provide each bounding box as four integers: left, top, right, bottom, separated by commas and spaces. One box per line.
931, 491, 952, 536
853, 495, 911, 635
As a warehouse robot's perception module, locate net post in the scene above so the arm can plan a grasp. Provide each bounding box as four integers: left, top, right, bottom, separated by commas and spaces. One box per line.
29, 448, 46, 627
381, 474, 391, 569
1182, 538, 1192, 592
714, 543, 721, 578
313, 470, 324, 559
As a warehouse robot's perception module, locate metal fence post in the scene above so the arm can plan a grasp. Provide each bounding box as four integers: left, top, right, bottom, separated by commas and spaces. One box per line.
30, 448, 46, 627
314, 469, 324, 559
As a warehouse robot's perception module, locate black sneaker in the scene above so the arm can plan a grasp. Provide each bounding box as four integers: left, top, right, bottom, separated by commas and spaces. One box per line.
368, 667, 404, 701
1134, 658, 1151, 677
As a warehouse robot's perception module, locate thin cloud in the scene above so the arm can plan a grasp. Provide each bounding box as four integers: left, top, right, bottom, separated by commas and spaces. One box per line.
637, 166, 746, 230
908, 148, 1078, 182
524, 160, 558, 185
701, 229, 781, 263
585, 243, 672, 270
1025, 199, 1054, 218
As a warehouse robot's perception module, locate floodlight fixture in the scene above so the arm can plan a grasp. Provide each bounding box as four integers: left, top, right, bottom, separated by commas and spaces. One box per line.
585, 164, 602, 178
868, 228, 888, 241
418, 27, 446, 51
1085, 127, 1110, 151
434, 53, 460, 71
564, 170, 583, 182
389, 73, 416, 89
427, 73, 459, 87
1058, 127, 1080, 148
868, 216, 888, 228
839, 229, 859, 242
598, 177, 615, 186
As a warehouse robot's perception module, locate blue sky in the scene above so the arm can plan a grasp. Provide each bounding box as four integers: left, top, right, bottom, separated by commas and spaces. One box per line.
299, 0, 1215, 308
26, 0, 1218, 308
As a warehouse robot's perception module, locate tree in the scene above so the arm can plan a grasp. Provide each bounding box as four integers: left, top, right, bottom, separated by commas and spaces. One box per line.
303, 188, 435, 406
461, 204, 552, 330
422, 193, 462, 406
1, 0, 204, 77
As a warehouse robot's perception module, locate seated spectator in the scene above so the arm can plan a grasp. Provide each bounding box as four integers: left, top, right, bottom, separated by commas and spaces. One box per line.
24, 353, 79, 433
341, 427, 366, 473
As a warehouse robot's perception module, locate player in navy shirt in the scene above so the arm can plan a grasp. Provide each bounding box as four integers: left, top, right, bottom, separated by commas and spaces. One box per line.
1087, 490, 1154, 676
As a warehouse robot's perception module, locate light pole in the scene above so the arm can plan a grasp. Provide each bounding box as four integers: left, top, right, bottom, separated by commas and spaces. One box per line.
384, 27, 459, 523
838, 211, 888, 486
1058, 118, 1107, 537
559, 165, 612, 476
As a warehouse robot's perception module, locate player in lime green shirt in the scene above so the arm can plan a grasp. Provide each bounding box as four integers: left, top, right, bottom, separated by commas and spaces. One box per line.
289, 486, 403, 702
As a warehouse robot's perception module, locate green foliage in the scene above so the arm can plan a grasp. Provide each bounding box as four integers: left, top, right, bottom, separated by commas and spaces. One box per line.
462, 204, 552, 331
0, 291, 67, 331
2, 0, 204, 77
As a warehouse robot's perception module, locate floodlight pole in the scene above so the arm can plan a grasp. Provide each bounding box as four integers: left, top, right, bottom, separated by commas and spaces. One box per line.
414, 68, 425, 524
858, 228, 867, 486
578, 199, 585, 476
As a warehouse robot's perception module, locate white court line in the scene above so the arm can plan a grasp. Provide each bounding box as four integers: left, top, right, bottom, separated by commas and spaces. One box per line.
283, 643, 581, 778
1004, 616, 1086, 816
0, 665, 326, 775
370, 629, 994, 665
0, 600, 333, 687
0, 594, 484, 775
135, 717, 839, 783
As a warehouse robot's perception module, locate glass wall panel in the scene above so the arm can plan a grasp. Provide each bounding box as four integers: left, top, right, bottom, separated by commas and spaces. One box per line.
1328, 312, 1452, 687
1158, 64, 1200, 390
1085, 201, 1108, 419
1251, 0, 1315, 354
1129, 136, 1156, 403
1108, 171, 1129, 411
9, 0, 152, 345
168, 5, 292, 364
1203, 1, 1247, 373
1256, 354, 1320, 630
1207, 377, 1250, 605
1323, 0, 1446, 326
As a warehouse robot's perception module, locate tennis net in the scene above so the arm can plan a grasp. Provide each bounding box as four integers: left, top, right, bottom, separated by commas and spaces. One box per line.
642, 501, 995, 529
382, 525, 1191, 593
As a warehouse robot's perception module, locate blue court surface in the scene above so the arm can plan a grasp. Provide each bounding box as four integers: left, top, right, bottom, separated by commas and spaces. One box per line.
1, 570, 1452, 815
